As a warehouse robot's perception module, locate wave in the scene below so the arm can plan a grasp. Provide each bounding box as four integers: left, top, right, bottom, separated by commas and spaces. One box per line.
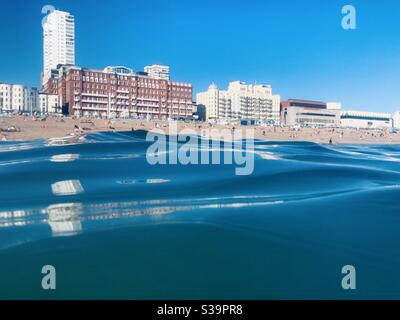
1, 131, 400, 298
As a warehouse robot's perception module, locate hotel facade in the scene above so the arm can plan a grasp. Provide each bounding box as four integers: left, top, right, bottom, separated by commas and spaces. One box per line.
40, 9, 193, 119
43, 65, 194, 119
196, 81, 281, 124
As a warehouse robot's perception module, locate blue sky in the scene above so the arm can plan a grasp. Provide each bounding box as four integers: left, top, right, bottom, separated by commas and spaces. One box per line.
1, 0, 400, 113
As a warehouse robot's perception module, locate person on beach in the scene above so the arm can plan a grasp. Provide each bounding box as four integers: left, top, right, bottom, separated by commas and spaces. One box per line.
74, 124, 83, 135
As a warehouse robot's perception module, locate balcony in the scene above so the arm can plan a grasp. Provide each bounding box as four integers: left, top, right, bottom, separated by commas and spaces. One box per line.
80, 106, 107, 111
81, 92, 108, 98
140, 97, 159, 102
81, 99, 108, 104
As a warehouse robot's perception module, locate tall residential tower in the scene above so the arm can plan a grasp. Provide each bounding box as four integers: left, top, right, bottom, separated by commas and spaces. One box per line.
42, 9, 75, 85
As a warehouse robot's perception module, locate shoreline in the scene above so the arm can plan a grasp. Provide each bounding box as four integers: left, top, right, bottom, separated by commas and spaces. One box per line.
1, 115, 400, 145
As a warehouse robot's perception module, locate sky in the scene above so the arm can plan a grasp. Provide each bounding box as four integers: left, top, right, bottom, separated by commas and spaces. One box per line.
0, 0, 400, 113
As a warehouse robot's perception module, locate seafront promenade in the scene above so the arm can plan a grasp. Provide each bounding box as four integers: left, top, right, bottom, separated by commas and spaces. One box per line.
1, 115, 399, 145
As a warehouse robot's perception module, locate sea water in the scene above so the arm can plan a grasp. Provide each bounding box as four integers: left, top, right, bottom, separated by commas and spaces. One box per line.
0, 131, 400, 299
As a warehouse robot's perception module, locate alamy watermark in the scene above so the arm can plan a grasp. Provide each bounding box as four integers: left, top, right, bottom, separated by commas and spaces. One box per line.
342, 5, 357, 30
41, 5, 55, 28
146, 122, 255, 176
341, 265, 357, 290
41, 265, 56, 290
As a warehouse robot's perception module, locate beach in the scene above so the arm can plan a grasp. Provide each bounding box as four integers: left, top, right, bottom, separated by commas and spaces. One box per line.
1, 115, 399, 144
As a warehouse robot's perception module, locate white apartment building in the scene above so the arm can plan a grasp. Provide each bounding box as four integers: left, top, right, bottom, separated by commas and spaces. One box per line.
43, 10, 75, 85
0, 84, 24, 112
0, 84, 38, 113
144, 64, 170, 80
197, 83, 219, 120
38, 93, 60, 114
0, 84, 61, 114
341, 110, 392, 129
196, 81, 281, 124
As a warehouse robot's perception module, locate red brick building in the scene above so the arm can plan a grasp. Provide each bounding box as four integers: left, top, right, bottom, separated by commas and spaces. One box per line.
43, 65, 195, 119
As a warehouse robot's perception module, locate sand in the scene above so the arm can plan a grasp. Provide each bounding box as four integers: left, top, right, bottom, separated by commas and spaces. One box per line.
1, 115, 399, 145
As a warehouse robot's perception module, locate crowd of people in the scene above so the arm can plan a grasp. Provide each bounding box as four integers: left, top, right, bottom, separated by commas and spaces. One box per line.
0, 114, 399, 144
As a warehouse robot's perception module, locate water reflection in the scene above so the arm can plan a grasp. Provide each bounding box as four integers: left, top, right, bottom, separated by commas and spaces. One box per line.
46, 136, 84, 146
116, 179, 170, 185
50, 154, 80, 163
0, 195, 284, 239
0, 203, 82, 238
45, 203, 82, 237
51, 180, 85, 196
0, 209, 42, 228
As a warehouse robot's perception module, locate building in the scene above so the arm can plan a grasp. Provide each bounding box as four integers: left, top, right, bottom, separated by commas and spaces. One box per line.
38, 93, 61, 114
196, 81, 281, 124
42, 9, 75, 85
144, 64, 170, 81
0, 84, 25, 112
282, 107, 341, 127
0, 83, 38, 114
43, 65, 194, 119
393, 111, 400, 129
340, 111, 392, 129
193, 104, 206, 122
327, 102, 342, 110
26, 88, 38, 114
196, 84, 219, 120
0, 83, 62, 114
281, 99, 341, 127
40, 9, 193, 119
